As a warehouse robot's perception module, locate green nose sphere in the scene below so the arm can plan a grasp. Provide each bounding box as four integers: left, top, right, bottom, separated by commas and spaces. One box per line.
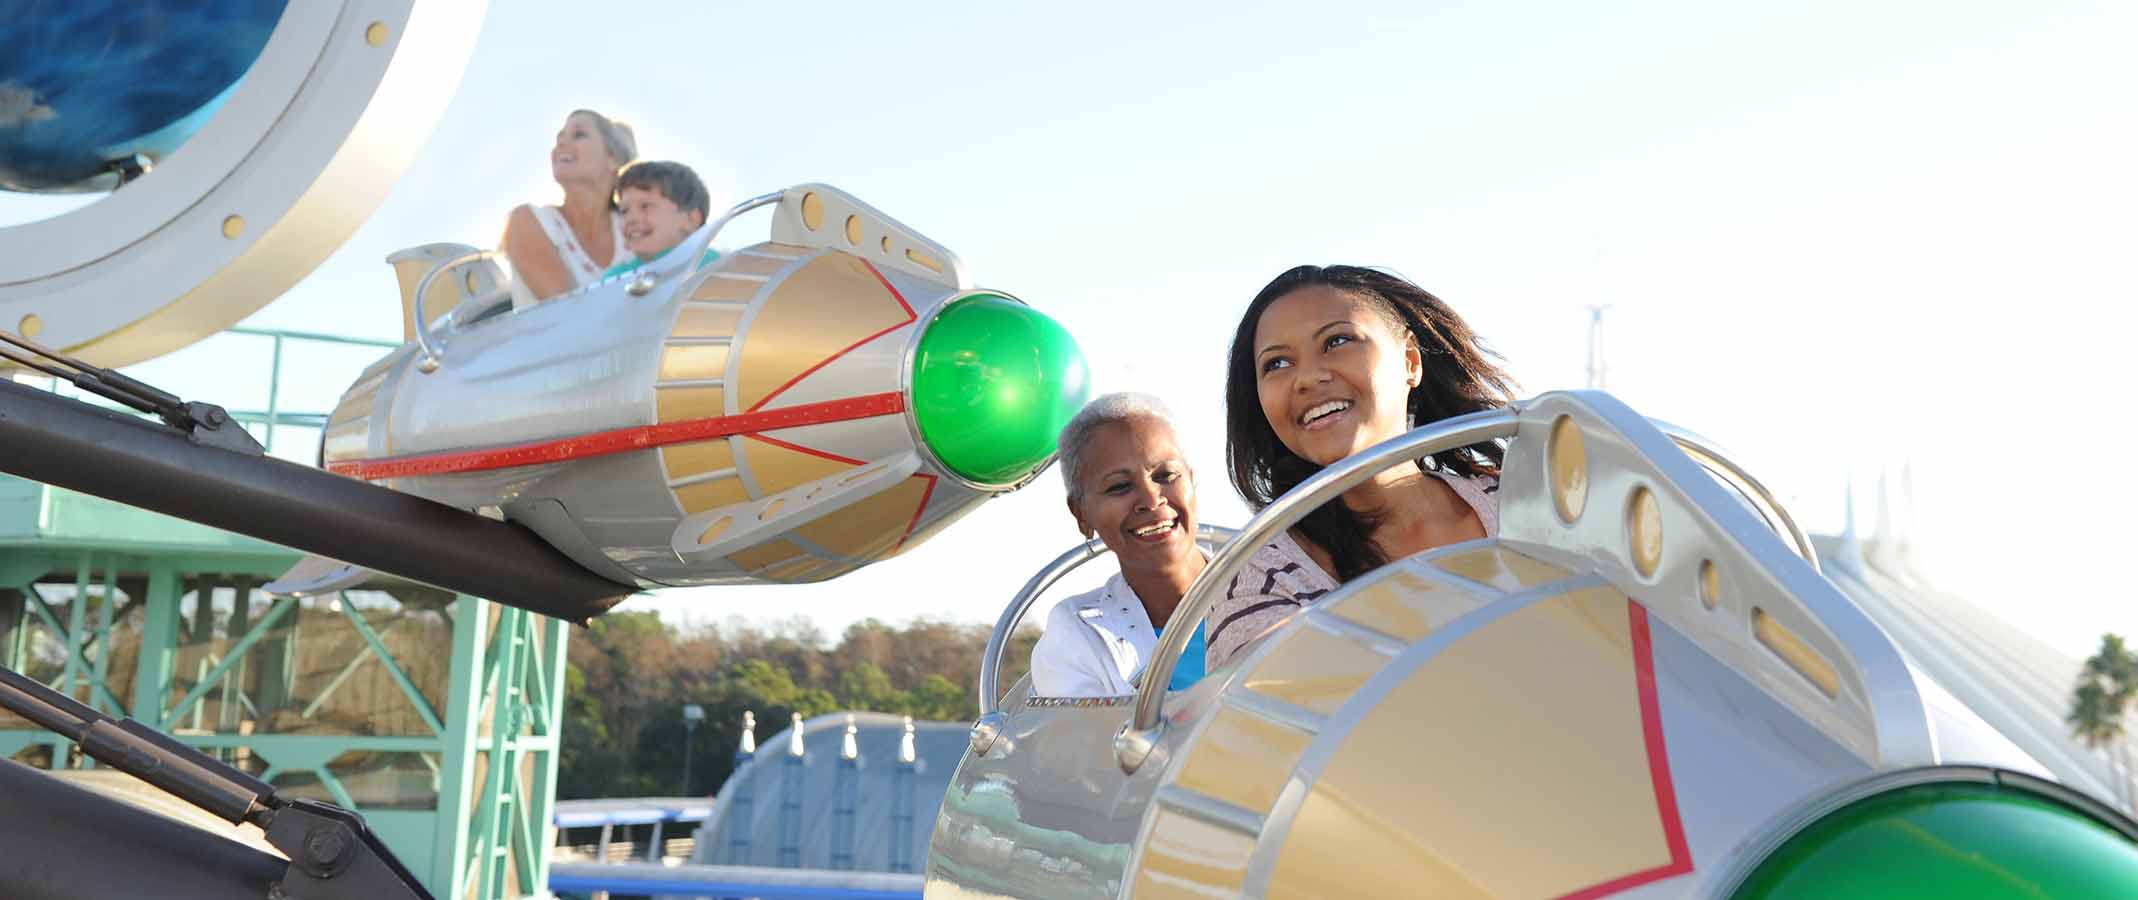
910, 294, 1090, 486
1731, 781, 2138, 899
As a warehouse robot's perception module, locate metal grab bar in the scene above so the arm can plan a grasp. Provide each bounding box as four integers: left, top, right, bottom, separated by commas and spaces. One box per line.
1656, 422, 1820, 574
412, 249, 497, 373
1114, 408, 1519, 772
970, 525, 1235, 755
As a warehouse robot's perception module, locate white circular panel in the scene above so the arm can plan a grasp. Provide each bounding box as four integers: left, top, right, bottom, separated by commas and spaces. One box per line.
0, 1, 488, 367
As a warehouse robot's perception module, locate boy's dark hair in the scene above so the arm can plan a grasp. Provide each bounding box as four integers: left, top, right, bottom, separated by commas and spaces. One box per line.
617, 160, 710, 220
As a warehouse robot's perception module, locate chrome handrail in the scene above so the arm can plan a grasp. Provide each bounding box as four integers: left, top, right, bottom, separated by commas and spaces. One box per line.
1655, 422, 1820, 574
1115, 408, 1519, 772
412, 249, 497, 373
971, 525, 1234, 755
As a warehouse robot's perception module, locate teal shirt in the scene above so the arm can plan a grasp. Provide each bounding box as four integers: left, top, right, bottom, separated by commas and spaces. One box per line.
601, 246, 720, 280
1153, 620, 1207, 692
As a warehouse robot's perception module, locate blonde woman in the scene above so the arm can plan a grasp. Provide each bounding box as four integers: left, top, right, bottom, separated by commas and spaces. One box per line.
499, 109, 637, 306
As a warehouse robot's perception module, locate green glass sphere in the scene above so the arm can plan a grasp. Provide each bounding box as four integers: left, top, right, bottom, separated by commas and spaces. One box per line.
910, 293, 1089, 486
1732, 781, 2138, 899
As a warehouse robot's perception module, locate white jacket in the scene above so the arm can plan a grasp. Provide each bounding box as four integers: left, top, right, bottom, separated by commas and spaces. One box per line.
1029, 574, 1155, 697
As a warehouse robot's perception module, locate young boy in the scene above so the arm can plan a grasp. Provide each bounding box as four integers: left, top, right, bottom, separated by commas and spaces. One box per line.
601, 160, 720, 279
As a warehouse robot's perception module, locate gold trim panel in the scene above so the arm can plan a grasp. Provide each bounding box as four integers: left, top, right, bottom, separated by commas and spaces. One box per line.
1173, 706, 1313, 814
656, 386, 728, 424
691, 275, 763, 303
659, 343, 731, 383
674, 477, 750, 515
1325, 568, 1484, 643
789, 477, 931, 560
661, 439, 736, 483
728, 537, 807, 573
1431, 545, 1573, 591
673, 303, 746, 339
720, 252, 799, 278
1132, 808, 1255, 899
1241, 622, 1391, 716
1754, 607, 1841, 697
744, 439, 855, 496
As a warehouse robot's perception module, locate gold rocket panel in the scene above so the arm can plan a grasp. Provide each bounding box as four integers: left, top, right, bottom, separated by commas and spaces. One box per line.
1240, 624, 1388, 716
656, 386, 728, 424
1325, 569, 1480, 643
661, 439, 736, 482
1266, 586, 1677, 900
659, 343, 731, 383
721, 252, 797, 278
1431, 545, 1574, 591
737, 251, 913, 412
1173, 706, 1312, 814
673, 304, 746, 339
691, 275, 762, 303
789, 476, 932, 560
728, 537, 807, 573
1132, 808, 1254, 899
765, 557, 824, 581
674, 477, 750, 515
742, 439, 857, 496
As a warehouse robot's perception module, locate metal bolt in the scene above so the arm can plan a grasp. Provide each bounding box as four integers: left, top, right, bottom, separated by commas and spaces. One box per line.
306, 827, 351, 872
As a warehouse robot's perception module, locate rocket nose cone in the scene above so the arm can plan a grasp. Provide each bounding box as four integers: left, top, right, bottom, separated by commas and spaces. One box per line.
910, 293, 1090, 487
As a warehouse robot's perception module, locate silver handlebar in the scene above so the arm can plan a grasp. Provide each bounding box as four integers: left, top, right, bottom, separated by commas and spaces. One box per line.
1653, 421, 1820, 575
412, 249, 498, 373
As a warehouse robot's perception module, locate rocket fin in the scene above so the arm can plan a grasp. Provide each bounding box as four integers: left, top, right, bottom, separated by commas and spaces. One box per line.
263, 553, 385, 597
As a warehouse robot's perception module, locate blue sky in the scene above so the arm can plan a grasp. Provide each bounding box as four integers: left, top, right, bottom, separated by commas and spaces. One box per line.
12, 0, 2134, 653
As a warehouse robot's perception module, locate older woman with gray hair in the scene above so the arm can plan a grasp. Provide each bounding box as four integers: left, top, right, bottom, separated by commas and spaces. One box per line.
1028, 393, 1211, 697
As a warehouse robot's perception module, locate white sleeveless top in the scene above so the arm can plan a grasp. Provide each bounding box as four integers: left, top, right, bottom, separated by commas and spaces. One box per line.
510, 205, 625, 309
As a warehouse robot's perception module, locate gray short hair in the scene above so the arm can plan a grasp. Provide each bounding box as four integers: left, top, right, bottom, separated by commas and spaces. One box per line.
1058, 392, 1178, 497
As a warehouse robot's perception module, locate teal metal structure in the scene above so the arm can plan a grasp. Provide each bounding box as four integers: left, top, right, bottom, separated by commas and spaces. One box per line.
0, 330, 568, 900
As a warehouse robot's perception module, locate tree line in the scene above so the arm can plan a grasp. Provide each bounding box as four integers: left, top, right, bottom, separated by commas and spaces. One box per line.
560, 611, 1037, 800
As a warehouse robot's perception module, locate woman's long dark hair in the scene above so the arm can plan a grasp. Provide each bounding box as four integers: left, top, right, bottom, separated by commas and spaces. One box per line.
1225, 265, 1516, 580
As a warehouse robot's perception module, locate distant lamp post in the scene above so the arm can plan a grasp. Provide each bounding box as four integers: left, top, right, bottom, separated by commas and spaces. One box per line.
681, 703, 706, 794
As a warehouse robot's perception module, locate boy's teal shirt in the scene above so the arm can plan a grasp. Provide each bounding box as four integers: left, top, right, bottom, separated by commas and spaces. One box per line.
602, 246, 721, 280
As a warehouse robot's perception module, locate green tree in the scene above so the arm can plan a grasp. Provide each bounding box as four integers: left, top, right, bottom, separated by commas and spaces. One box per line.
2070, 633, 2138, 809
557, 613, 1041, 799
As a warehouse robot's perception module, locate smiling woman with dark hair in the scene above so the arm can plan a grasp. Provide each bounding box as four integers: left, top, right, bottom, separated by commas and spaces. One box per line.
1029, 393, 1211, 697
1205, 265, 1517, 669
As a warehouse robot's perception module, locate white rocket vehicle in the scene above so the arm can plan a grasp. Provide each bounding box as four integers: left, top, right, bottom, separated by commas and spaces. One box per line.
272, 184, 1089, 596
